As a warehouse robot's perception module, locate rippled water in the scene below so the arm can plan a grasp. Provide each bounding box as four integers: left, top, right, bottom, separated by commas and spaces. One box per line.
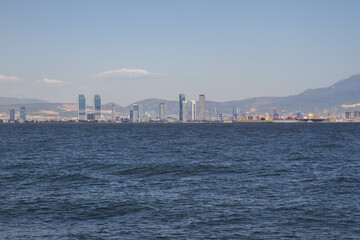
1, 123, 360, 239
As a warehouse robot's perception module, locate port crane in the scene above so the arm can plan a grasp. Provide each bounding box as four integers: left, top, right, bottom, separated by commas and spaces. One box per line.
232, 107, 239, 120
272, 107, 280, 119
296, 112, 303, 119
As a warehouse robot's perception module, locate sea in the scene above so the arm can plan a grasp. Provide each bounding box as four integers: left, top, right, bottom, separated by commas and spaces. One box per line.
1, 123, 360, 239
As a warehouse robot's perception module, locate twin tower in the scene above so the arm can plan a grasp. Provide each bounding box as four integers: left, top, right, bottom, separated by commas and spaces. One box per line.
78, 94, 101, 121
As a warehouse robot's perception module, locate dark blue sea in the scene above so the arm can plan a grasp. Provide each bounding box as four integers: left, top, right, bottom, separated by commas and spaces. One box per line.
1, 123, 360, 239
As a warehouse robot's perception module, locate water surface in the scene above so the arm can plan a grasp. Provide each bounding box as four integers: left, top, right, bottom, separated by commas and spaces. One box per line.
1, 123, 360, 239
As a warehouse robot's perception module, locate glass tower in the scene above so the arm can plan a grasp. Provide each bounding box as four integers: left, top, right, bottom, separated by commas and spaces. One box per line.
9, 108, 15, 123
159, 102, 166, 121
111, 103, 116, 122
190, 100, 196, 121
19, 106, 26, 123
198, 94, 205, 121
133, 104, 143, 122
130, 110, 134, 122
94, 94, 101, 120
182, 100, 188, 122
179, 93, 185, 121
78, 94, 86, 120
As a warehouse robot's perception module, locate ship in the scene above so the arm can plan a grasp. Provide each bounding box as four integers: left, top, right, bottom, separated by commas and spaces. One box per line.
232, 116, 272, 123
298, 118, 330, 123
232, 119, 272, 123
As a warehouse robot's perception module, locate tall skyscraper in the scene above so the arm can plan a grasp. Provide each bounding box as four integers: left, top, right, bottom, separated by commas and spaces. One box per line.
94, 94, 101, 120
133, 104, 143, 122
179, 93, 185, 121
78, 94, 86, 121
182, 100, 188, 122
19, 106, 26, 123
159, 102, 166, 121
111, 103, 116, 122
130, 110, 135, 122
190, 100, 196, 121
198, 94, 205, 121
9, 108, 15, 123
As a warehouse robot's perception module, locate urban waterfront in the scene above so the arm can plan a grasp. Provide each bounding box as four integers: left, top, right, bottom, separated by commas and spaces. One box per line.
1, 123, 360, 239
2, 91, 360, 124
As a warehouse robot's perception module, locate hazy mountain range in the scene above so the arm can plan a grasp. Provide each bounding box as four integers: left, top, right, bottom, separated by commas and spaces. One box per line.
0, 97, 49, 105
1, 74, 360, 117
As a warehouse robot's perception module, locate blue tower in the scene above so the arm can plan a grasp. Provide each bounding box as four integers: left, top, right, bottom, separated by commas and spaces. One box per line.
179, 93, 185, 121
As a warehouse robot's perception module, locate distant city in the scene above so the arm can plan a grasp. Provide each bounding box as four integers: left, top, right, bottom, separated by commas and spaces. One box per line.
74, 93, 212, 123
2, 71, 360, 124
2, 91, 360, 124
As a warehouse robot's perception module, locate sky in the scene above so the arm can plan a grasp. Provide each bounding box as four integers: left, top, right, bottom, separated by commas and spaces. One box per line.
1, 0, 360, 106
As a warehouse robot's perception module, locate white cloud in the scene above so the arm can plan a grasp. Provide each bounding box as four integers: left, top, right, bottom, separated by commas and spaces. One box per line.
0, 74, 22, 83
96, 68, 164, 78
35, 78, 70, 86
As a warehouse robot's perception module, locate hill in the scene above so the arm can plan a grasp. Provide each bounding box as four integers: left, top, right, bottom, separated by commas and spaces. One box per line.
226, 74, 360, 114
1, 74, 359, 118
123, 74, 360, 116
0, 97, 49, 105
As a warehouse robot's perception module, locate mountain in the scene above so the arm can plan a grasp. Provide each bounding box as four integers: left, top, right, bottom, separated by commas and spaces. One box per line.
0, 97, 49, 105
126, 98, 178, 115
123, 74, 360, 116
0, 103, 78, 118
228, 74, 360, 114
0, 74, 359, 118
102, 102, 127, 113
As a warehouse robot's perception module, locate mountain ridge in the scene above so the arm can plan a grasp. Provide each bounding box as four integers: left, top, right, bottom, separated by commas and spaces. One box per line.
1, 74, 360, 117
0, 97, 49, 105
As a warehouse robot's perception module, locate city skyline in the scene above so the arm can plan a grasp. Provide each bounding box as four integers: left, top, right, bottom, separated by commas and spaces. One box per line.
1, 1, 360, 106
4, 73, 360, 122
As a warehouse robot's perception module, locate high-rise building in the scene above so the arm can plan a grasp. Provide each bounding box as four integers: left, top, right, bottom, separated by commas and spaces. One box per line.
111, 103, 116, 122
9, 108, 15, 123
179, 93, 185, 121
182, 100, 188, 122
19, 106, 26, 123
354, 111, 360, 118
205, 110, 211, 121
143, 112, 150, 122
133, 110, 139, 122
159, 102, 166, 121
345, 112, 352, 119
94, 94, 101, 120
130, 110, 134, 122
132, 104, 143, 122
78, 94, 86, 121
138, 105, 143, 122
198, 94, 205, 121
189, 100, 196, 121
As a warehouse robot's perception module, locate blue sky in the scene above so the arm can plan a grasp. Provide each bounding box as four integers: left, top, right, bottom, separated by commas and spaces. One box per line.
1, 0, 360, 105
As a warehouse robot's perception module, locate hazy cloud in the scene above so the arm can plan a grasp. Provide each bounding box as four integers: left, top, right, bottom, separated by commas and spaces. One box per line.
35, 78, 70, 86
96, 68, 165, 79
0, 74, 22, 83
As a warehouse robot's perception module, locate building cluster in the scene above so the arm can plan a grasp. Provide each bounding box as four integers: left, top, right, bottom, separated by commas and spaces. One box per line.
345, 111, 360, 120
77, 91, 212, 122
179, 93, 210, 122
75, 93, 211, 123
7, 106, 26, 123
5, 93, 359, 124
129, 104, 143, 123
